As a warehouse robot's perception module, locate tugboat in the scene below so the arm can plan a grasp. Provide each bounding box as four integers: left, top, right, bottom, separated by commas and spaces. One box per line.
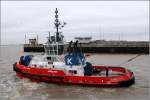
13, 8, 135, 87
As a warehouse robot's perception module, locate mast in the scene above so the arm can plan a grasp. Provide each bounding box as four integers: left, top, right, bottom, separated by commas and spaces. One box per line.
54, 8, 60, 42
54, 8, 66, 42
44, 8, 66, 55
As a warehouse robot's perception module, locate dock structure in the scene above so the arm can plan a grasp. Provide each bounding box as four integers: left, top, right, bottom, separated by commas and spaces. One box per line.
24, 40, 149, 54
24, 38, 44, 52
75, 36, 92, 43
64, 40, 149, 54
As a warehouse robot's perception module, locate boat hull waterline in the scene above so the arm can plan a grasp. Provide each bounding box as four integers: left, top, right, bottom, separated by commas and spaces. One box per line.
13, 62, 135, 87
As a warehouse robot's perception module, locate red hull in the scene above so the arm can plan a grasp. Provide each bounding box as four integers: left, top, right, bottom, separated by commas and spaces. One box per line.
13, 62, 135, 87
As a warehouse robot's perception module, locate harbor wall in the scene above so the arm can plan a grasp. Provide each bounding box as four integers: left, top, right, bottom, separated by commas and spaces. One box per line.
24, 41, 149, 54
80, 47, 149, 54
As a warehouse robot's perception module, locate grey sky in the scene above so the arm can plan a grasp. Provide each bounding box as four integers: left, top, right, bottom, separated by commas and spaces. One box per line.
1, 1, 149, 45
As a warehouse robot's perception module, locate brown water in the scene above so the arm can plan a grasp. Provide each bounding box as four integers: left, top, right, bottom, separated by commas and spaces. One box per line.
0, 45, 149, 100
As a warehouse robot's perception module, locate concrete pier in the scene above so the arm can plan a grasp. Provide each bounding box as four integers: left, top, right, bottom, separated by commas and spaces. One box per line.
65, 40, 149, 54
24, 40, 149, 54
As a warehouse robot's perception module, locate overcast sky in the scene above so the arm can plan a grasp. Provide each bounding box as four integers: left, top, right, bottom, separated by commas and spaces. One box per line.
1, 1, 149, 45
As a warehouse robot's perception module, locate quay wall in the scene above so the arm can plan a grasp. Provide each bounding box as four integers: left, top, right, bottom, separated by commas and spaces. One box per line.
24, 41, 149, 54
